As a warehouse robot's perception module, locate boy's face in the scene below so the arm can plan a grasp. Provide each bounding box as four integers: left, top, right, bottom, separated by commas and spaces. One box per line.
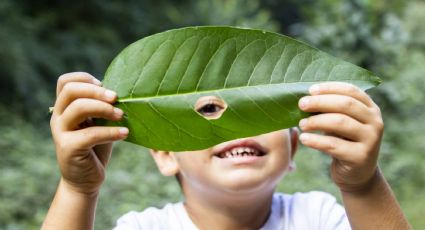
151, 129, 297, 196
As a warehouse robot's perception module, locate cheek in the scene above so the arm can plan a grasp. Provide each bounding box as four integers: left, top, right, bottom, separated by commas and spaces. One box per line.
174, 151, 212, 182
262, 131, 293, 170
263, 130, 292, 155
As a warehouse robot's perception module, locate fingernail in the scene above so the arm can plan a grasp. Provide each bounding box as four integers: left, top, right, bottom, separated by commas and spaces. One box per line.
105, 90, 116, 100
299, 133, 310, 142
299, 118, 307, 129
114, 108, 123, 117
299, 97, 309, 109
119, 127, 129, 136
309, 85, 320, 94
93, 78, 102, 85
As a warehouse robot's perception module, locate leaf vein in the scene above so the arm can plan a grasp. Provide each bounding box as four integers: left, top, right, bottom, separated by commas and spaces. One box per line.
129, 38, 167, 98
176, 35, 212, 94
155, 36, 196, 95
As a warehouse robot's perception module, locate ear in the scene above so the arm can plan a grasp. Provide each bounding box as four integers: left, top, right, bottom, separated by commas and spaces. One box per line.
150, 149, 179, 176
288, 128, 299, 172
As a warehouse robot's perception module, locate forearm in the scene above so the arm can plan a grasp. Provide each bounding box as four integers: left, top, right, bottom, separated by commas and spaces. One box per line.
42, 178, 98, 230
341, 168, 410, 230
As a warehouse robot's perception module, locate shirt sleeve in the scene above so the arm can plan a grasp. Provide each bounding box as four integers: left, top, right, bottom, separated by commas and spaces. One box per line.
315, 192, 350, 229
113, 209, 165, 230
290, 191, 351, 230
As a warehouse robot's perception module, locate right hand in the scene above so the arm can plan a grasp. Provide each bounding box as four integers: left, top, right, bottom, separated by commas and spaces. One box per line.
50, 72, 129, 196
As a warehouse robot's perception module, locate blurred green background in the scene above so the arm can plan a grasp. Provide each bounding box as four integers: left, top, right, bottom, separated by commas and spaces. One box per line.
1, 0, 424, 229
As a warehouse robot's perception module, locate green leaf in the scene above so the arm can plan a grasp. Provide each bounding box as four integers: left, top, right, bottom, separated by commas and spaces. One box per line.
102, 26, 381, 151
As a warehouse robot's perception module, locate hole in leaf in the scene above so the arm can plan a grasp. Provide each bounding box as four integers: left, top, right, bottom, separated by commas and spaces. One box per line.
195, 96, 227, 120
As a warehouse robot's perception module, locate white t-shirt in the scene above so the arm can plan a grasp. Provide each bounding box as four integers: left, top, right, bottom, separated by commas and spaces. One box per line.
114, 191, 351, 230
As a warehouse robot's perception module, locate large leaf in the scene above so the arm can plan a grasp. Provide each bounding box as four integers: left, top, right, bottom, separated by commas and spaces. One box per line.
102, 26, 381, 151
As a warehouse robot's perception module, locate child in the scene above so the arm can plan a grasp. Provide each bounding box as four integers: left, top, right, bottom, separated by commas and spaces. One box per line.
42, 72, 410, 229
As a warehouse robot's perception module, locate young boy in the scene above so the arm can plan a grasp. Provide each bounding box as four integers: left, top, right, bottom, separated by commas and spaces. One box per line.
42, 72, 410, 229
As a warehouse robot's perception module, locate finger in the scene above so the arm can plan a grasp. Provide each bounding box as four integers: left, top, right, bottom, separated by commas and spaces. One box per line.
55, 82, 117, 114
299, 94, 372, 124
299, 113, 365, 141
57, 72, 101, 96
309, 82, 374, 107
299, 132, 363, 162
72, 126, 129, 149
61, 98, 123, 130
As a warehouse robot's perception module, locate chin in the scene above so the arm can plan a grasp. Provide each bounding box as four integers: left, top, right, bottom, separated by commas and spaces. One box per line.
218, 170, 281, 194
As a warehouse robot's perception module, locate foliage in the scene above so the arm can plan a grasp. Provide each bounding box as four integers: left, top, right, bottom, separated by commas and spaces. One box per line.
103, 26, 379, 151
0, 107, 58, 229
0, 0, 424, 229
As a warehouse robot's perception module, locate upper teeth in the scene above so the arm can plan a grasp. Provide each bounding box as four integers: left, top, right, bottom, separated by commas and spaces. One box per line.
219, 147, 260, 158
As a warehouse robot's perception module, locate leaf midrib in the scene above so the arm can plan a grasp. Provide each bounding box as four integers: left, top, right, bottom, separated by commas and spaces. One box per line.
118, 79, 374, 103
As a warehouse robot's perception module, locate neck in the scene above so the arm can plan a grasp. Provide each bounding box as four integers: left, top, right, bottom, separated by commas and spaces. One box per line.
183, 188, 274, 230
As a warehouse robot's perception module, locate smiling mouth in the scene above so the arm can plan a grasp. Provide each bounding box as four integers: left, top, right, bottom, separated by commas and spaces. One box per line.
216, 147, 266, 159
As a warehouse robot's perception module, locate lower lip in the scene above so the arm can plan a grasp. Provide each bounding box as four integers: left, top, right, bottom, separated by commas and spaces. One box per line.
213, 155, 266, 166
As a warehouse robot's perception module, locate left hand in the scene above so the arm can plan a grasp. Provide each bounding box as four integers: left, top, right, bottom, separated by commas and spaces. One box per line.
298, 82, 384, 193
